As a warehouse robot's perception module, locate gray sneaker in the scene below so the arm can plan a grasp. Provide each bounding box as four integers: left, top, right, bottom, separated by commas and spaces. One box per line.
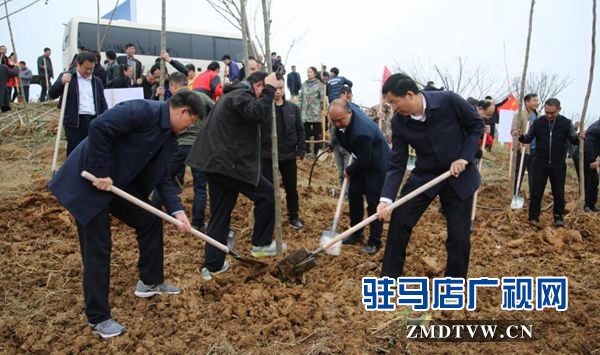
89, 318, 125, 339
200, 260, 230, 281
134, 281, 181, 298
251, 240, 288, 257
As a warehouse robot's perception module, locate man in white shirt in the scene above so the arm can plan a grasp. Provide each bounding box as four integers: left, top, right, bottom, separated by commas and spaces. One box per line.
49, 52, 108, 155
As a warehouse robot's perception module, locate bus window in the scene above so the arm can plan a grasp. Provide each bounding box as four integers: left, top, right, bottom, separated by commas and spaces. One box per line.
215, 37, 243, 61
166, 32, 191, 58
191, 35, 213, 59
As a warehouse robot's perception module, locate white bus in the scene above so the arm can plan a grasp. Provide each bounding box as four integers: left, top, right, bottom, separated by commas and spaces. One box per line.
62, 17, 244, 75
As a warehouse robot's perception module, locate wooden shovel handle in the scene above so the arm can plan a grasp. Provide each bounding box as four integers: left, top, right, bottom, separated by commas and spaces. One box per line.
50, 82, 69, 176
330, 156, 353, 232
80, 170, 229, 253
319, 170, 453, 252
514, 121, 530, 196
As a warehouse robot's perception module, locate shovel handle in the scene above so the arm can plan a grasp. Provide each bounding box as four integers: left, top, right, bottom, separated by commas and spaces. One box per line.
331, 156, 353, 232
471, 132, 488, 222
318, 170, 453, 252
81, 170, 229, 253
514, 121, 530, 197
50, 82, 70, 176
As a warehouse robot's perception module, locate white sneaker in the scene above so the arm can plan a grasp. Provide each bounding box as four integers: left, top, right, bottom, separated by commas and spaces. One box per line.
200, 260, 230, 281
134, 281, 181, 298
89, 318, 126, 339
250, 240, 288, 257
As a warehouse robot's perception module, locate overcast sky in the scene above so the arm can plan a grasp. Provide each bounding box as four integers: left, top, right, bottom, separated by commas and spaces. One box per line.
1, 0, 597, 124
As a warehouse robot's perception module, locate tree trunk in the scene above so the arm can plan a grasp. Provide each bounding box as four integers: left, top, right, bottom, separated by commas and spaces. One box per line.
159, 0, 166, 101
510, 0, 535, 203
261, 0, 281, 254
96, 0, 100, 51
3, 0, 30, 126
579, 0, 597, 208
241, 0, 250, 72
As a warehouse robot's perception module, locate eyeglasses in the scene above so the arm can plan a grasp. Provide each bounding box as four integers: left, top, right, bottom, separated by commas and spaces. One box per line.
385, 95, 406, 108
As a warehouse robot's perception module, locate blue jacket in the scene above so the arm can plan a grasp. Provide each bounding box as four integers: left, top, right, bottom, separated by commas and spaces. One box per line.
286, 71, 301, 94
48, 71, 108, 128
326, 75, 352, 103
335, 105, 390, 177
381, 91, 483, 201
49, 100, 182, 226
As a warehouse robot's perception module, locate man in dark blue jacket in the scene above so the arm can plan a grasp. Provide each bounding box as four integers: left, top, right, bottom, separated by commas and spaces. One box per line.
573, 119, 600, 212
519, 98, 579, 227
377, 74, 483, 279
286, 65, 301, 98
329, 99, 390, 254
49, 52, 108, 156
49, 90, 203, 338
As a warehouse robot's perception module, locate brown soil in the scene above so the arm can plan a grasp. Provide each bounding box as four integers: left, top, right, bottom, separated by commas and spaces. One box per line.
1, 111, 599, 354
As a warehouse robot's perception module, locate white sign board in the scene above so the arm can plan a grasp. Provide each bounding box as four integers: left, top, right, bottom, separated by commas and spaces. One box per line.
104, 87, 145, 109
497, 109, 517, 143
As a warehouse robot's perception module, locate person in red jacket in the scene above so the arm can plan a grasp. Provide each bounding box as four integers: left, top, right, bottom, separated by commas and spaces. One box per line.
477, 99, 495, 151
192, 61, 223, 101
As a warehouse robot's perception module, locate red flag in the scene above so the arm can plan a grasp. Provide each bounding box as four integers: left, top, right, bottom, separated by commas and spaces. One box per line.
498, 93, 519, 111
381, 66, 391, 87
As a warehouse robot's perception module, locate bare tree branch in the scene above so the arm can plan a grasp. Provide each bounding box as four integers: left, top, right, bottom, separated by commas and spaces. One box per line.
206, 0, 242, 31
0, 0, 42, 21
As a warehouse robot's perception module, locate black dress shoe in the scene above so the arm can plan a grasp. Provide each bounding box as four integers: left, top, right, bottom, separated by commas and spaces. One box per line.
554, 218, 564, 227
289, 217, 304, 230
342, 233, 364, 245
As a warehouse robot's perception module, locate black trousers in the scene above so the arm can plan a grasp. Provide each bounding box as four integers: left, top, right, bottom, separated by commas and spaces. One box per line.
380, 180, 473, 279
304, 122, 322, 155
528, 157, 566, 221
65, 116, 95, 156
262, 158, 300, 219
573, 155, 600, 208
76, 188, 164, 324
204, 173, 274, 271
514, 152, 534, 195
39, 77, 50, 102
348, 171, 384, 247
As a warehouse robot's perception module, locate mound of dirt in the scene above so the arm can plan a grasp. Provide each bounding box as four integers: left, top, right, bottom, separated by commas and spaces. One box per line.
0, 132, 599, 353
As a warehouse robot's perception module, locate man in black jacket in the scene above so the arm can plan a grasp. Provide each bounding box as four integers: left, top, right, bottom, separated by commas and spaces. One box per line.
186, 71, 284, 278
37, 47, 54, 102
49, 52, 108, 155
116, 43, 143, 85
329, 98, 390, 254
286, 65, 301, 98
261, 75, 306, 229
519, 98, 579, 227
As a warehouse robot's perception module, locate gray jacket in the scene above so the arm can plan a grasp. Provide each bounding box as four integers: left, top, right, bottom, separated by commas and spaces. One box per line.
19, 68, 32, 86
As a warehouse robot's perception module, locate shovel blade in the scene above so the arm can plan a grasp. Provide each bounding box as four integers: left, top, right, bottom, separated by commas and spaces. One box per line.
229, 250, 268, 268
511, 195, 524, 210
272, 248, 316, 283
317, 149, 329, 161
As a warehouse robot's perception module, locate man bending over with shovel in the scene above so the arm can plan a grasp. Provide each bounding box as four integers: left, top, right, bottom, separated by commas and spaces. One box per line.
376, 74, 483, 279
49, 90, 204, 338
329, 99, 390, 254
